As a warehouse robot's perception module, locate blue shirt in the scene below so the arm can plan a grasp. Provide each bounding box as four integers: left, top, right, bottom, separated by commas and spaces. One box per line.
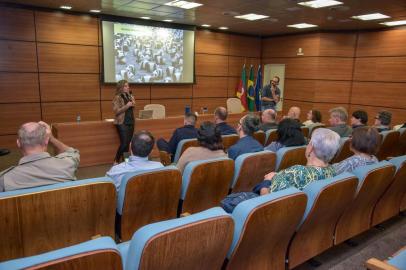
168, 125, 198, 155
106, 156, 163, 192
228, 135, 264, 160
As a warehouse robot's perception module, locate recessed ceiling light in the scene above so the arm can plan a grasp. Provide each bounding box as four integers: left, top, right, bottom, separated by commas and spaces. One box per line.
298, 0, 343, 8
140, 16, 151, 20
351, 13, 390, 21
60, 5, 72, 10
90, 9, 101, 13
201, 24, 211, 27
219, 26, 228, 30
165, 0, 203, 9
380, 20, 406, 26
287, 23, 318, 28
163, 19, 173, 22
235, 13, 269, 21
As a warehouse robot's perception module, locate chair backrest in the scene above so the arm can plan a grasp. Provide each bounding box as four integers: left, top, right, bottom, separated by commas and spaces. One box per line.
222, 134, 239, 150
334, 161, 396, 245
159, 151, 172, 166
117, 166, 182, 241
253, 131, 266, 145
399, 128, 406, 155
331, 137, 352, 164
288, 173, 358, 269
173, 138, 199, 163
144, 104, 166, 119
0, 178, 116, 261
366, 246, 406, 270
275, 145, 307, 171
264, 129, 278, 146
377, 130, 400, 160
301, 126, 309, 138
121, 207, 234, 270
225, 188, 307, 270
227, 98, 243, 113
180, 157, 234, 215
371, 155, 406, 226
0, 237, 122, 270
231, 151, 276, 193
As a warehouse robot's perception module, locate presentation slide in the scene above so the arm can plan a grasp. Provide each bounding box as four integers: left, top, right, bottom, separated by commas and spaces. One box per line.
102, 21, 195, 84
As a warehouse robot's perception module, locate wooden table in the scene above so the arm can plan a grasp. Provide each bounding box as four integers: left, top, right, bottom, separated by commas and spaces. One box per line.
52, 113, 247, 167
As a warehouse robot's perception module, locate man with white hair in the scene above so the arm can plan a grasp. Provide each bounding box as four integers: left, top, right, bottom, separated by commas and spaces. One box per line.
0, 122, 80, 192
328, 107, 352, 137
259, 109, 278, 132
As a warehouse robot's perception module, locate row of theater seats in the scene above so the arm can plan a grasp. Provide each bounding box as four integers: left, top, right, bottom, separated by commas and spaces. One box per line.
1, 156, 405, 269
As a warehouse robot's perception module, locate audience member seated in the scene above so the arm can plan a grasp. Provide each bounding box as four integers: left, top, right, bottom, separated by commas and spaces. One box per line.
0, 122, 80, 192
303, 109, 322, 126
176, 122, 227, 173
351, 110, 368, 129
327, 107, 352, 137
259, 109, 278, 132
285, 106, 302, 124
260, 128, 340, 195
264, 118, 306, 152
213, 107, 237, 135
374, 110, 392, 132
333, 127, 379, 175
106, 131, 163, 192
228, 114, 263, 160
157, 112, 198, 156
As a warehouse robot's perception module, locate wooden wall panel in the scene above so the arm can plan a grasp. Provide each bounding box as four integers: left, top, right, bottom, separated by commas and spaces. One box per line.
195, 54, 228, 76
228, 57, 261, 77
0, 73, 40, 103
0, 135, 18, 149
0, 103, 41, 134
357, 29, 406, 57
351, 82, 406, 109
40, 74, 100, 102
150, 98, 192, 116
318, 33, 356, 57
262, 33, 320, 58
37, 43, 99, 73
316, 58, 354, 81
349, 105, 406, 127
227, 77, 239, 97
0, 41, 37, 72
0, 7, 35, 41
35, 11, 99, 45
192, 98, 228, 115
313, 80, 351, 103
353, 57, 406, 82
101, 99, 150, 120
193, 76, 228, 98
150, 84, 192, 99
195, 30, 229, 55
41, 102, 101, 123
229, 35, 261, 57
284, 79, 315, 102
101, 84, 150, 101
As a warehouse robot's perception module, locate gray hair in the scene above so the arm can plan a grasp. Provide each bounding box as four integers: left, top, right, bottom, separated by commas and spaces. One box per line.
18, 123, 47, 149
241, 114, 260, 136
329, 107, 348, 122
309, 128, 340, 163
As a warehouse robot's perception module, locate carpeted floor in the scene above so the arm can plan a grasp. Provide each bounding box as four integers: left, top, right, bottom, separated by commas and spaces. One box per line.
1, 148, 405, 269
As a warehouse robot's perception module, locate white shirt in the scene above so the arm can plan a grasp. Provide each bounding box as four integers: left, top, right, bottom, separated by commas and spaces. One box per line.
106, 156, 163, 192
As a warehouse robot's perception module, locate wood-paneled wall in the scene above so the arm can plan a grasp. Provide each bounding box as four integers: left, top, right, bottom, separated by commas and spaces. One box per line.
0, 7, 260, 147
262, 29, 406, 126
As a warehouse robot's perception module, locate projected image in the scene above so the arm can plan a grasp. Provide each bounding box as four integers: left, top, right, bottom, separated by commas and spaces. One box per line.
114, 24, 184, 83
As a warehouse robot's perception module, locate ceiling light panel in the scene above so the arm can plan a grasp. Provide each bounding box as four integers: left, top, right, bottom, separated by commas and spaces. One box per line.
298, 0, 343, 8
235, 13, 269, 21
60, 5, 72, 10
380, 20, 406, 26
351, 13, 390, 20
287, 23, 318, 28
165, 1, 203, 9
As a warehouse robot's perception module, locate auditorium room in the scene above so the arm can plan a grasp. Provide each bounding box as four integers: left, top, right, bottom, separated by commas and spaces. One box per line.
0, 0, 405, 269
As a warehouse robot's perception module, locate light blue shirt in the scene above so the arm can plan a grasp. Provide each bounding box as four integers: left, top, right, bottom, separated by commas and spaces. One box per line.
106, 156, 164, 192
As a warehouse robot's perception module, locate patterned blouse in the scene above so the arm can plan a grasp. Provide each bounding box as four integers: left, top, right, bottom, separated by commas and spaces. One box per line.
333, 155, 378, 175
269, 165, 337, 193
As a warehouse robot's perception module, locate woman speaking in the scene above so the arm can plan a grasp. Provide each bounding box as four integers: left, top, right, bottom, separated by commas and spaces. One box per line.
112, 79, 135, 164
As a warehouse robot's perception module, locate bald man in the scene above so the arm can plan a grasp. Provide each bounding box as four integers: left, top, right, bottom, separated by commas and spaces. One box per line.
259, 109, 278, 132
285, 106, 303, 125
214, 107, 237, 135
0, 122, 80, 192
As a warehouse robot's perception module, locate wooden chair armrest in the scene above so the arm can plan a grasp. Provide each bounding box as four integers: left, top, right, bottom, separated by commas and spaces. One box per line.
365, 258, 399, 270
159, 151, 172, 166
